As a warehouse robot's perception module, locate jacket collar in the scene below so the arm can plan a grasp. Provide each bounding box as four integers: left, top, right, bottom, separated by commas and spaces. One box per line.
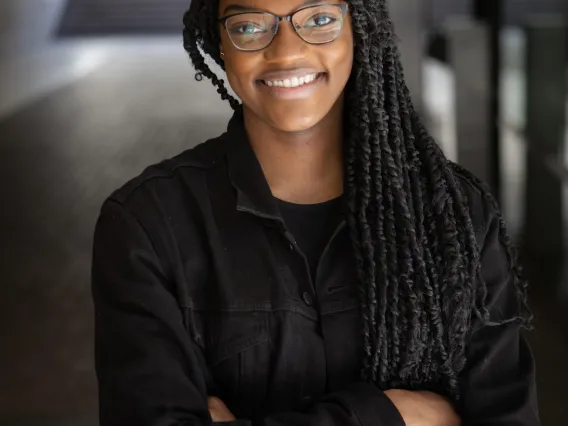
225, 106, 284, 225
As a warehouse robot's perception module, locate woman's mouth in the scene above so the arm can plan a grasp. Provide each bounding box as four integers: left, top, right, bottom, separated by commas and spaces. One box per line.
261, 72, 323, 88
256, 72, 327, 99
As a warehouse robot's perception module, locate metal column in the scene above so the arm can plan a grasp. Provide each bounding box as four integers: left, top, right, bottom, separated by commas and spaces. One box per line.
388, 0, 425, 112
524, 17, 567, 261
447, 19, 494, 188
474, 0, 503, 198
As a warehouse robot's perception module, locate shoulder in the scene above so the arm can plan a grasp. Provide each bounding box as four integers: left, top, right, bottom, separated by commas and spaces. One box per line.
94, 135, 230, 276
449, 163, 532, 327
105, 134, 229, 208
95, 134, 231, 242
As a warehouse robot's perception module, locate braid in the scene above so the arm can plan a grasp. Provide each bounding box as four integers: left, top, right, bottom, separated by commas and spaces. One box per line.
182, 2, 240, 110
349, 2, 381, 383
183, 0, 532, 402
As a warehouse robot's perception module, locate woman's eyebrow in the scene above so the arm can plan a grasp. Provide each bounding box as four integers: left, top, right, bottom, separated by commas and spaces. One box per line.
222, 4, 255, 15
222, 0, 329, 16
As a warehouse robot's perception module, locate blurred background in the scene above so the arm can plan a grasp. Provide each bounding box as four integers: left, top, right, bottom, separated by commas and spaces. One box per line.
0, 0, 567, 425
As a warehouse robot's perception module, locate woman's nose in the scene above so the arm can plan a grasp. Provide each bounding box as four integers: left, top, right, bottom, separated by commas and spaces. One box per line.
263, 20, 308, 64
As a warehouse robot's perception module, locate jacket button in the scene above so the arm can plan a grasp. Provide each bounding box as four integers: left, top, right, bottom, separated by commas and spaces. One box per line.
302, 292, 313, 306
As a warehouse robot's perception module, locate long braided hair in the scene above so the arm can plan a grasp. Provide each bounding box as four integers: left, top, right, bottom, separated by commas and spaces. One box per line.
182, 0, 531, 401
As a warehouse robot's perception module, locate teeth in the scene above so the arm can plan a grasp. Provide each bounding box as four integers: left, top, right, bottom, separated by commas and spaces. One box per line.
264, 73, 319, 88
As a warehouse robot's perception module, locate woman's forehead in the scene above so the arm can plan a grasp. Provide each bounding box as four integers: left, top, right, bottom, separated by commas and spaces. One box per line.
218, 0, 338, 16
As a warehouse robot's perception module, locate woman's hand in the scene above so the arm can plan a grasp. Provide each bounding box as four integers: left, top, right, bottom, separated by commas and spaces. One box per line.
208, 396, 237, 422
384, 389, 461, 426
207, 391, 459, 425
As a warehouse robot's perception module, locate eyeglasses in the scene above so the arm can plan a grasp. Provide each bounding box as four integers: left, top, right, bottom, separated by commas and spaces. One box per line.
218, 4, 349, 52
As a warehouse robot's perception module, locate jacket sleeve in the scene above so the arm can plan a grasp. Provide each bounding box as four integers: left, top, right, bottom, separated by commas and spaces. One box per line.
258, 382, 404, 426
459, 208, 540, 425
92, 199, 405, 426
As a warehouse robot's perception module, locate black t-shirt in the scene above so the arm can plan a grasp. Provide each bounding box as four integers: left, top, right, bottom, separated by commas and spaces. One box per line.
276, 197, 344, 283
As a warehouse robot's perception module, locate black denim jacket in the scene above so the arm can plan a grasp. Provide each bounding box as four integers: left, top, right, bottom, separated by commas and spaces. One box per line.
92, 109, 540, 426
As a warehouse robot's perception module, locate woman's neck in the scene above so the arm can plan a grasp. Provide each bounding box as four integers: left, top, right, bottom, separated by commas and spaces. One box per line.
242, 102, 344, 205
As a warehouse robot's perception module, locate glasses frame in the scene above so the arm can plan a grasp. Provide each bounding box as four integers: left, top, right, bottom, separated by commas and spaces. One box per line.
217, 3, 349, 52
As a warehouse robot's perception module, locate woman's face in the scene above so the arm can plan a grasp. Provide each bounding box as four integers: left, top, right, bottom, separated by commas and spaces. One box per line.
217, 0, 354, 133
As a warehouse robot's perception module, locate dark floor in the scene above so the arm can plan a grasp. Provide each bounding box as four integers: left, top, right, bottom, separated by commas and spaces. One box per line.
0, 38, 567, 426
0, 43, 231, 424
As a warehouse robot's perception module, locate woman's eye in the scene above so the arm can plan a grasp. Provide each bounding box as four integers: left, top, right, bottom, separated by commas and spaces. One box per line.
231, 24, 263, 35
306, 14, 334, 28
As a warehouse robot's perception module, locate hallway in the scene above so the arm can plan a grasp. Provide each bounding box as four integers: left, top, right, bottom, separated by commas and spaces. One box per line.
1, 1, 568, 425
0, 21, 231, 422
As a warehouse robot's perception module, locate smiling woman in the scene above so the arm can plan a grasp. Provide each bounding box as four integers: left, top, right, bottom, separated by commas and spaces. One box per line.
91, 1, 540, 426
214, 1, 353, 132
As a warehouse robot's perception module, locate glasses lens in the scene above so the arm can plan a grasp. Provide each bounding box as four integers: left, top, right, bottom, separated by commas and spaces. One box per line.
293, 5, 345, 44
225, 13, 277, 51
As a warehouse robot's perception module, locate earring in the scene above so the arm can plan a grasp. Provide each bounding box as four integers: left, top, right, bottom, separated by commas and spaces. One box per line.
220, 52, 225, 57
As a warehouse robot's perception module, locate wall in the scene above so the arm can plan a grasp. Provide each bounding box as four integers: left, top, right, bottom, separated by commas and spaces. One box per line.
430, 0, 568, 28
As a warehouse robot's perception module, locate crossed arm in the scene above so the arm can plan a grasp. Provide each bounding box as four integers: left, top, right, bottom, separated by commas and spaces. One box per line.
208, 391, 461, 426
92, 199, 539, 426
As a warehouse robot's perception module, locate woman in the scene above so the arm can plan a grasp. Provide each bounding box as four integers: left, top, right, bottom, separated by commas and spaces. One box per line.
91, 0, 540, 425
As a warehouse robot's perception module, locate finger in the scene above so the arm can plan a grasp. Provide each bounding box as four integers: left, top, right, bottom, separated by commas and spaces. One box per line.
208, 396, 222, 408
210, 406, 236, 422
208, 397, 236, 422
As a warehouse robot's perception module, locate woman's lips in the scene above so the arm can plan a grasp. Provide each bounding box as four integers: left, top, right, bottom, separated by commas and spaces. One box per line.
256, 73, 327, 100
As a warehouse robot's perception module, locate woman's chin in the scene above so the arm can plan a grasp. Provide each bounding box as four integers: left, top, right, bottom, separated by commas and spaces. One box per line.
265, 109, 327, 134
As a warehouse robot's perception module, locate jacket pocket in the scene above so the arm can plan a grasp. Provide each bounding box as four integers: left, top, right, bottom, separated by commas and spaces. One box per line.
208, 325, 269, 365
201, 311, 272, 419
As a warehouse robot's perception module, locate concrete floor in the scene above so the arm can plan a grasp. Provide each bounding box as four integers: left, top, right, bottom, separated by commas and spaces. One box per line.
1, 3, 568, 425
0, 9, 232, 421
